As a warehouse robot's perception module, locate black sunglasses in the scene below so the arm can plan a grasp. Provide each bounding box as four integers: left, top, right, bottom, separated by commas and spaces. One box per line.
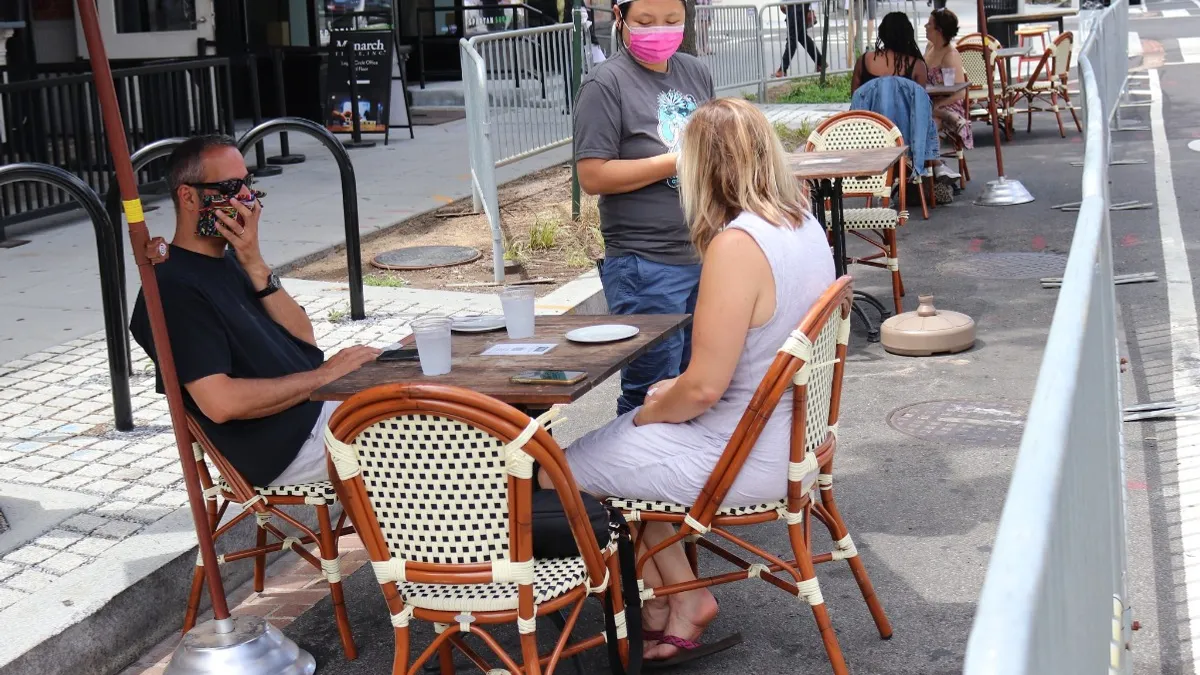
189, 175, 254, 197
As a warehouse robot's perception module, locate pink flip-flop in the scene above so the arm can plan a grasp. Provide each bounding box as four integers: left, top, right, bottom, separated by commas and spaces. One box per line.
643, 632, 744, 670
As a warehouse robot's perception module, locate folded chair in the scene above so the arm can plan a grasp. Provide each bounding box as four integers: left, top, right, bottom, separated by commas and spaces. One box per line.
324, 384, 630, 675
184, 417, 357, 660
805, 112, 909, 314
1011, 32, 1083, 138
607, 277, 892, 675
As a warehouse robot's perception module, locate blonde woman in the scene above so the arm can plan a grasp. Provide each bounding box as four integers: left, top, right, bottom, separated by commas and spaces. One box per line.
563, 97, 835, 664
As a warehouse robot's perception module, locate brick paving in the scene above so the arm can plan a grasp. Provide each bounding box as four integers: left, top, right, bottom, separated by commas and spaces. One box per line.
118, 535, 372, 675
0, 286, 503, 611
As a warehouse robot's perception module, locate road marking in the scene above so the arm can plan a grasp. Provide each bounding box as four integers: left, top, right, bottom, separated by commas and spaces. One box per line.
1190, 140, 1200, 152
1180, 37, 1200, 63
1162, 8, 1192, 16
1149, 67, 1200, 673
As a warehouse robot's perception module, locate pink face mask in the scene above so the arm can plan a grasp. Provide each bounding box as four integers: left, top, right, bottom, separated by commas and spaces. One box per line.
625, 25, 685, 64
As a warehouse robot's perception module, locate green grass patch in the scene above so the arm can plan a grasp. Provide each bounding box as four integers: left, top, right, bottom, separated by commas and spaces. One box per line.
364, 273, 408, 288
773, 121, 816, 153
775, 72, 852, 105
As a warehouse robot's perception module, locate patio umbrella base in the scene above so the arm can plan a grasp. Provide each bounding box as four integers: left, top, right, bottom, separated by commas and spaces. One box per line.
164, 616, 315, 675
975, 177, 1035, 206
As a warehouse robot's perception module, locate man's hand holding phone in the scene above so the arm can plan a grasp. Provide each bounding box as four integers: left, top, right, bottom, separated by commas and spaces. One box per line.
213, 197, 271, 288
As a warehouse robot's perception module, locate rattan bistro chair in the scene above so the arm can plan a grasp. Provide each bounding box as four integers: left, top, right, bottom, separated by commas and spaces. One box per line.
183, 417, 358, 659
324, 385, 630, 675
805, 112, 910, 314
606, 277, 892, 675
960, 43, 1015, 141
1011, 32, 1083, 138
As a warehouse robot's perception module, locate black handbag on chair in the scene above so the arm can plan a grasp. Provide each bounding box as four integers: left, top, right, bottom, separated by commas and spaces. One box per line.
531, 490, 643, 675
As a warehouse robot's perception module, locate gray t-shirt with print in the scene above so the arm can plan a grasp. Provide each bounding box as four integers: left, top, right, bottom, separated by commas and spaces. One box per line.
574, 50, 714, 265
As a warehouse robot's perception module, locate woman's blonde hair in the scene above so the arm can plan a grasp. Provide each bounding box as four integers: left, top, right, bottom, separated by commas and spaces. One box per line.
677, 97, 810, 255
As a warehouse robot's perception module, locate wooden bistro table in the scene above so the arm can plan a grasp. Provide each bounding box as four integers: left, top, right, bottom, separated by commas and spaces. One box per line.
313, 313, 693, 414
790, 145, 907, 342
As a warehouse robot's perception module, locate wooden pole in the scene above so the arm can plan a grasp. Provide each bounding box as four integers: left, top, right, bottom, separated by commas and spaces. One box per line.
74, 0, 232, 624
977, 0, 1007, 176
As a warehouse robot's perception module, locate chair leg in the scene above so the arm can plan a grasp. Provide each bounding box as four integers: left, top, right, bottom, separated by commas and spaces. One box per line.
788, 522, 849, 675
685, 539, 699, 577
183, 561, 205, 634
1062, 88, 1082, 132
438, 640, 455, 675
316, 504, 358, 660
394, 624, 410, 675
1027, 96, 1034, 133
957, 149, 968, 189
607, 553, 632, 667
915, 176, 930, 220
253, 522, 267, 593
818, 479, 892, 639
1051, 92, 1065, 138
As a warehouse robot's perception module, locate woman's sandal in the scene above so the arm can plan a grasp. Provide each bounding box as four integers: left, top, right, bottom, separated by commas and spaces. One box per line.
643, 632, 744, 670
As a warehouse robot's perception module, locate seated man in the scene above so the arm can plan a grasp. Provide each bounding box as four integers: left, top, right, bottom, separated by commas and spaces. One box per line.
130, 135, 379, 487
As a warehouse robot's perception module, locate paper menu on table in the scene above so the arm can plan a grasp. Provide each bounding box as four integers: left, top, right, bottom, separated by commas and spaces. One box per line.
480, 343, 558, 356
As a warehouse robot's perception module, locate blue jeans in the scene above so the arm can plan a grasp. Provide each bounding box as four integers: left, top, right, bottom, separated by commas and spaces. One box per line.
600, 255, 702, 416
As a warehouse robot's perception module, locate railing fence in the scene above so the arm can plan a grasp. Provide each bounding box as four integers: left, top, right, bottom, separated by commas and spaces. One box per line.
963, 2, 1132, 674
0, 57, 233, 231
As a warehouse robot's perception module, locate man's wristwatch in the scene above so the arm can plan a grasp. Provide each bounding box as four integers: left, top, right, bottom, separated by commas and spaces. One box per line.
255, 272, 282, 299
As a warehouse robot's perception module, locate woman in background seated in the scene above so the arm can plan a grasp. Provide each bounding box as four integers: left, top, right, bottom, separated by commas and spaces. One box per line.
561, 98, 835, 663
850, 11, 928, 94
924, 8, 972, 182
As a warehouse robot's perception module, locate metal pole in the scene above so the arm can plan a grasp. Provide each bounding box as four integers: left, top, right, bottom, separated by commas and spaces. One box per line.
0, 165, 133, 432
972, 0, 1034, 205
267, 47, 306, 165
820, 0, 831, 86
342, 38, 377, 149
246, 52, 283, 177
73, 0, 234, 629
571, 3, 584, 221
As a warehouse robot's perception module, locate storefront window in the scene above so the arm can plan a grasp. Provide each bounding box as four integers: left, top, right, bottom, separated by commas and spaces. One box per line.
115, 0, 197, 33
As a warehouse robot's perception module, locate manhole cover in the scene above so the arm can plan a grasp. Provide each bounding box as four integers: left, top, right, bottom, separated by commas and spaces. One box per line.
887, 400, 1027, 447
372, 246, 481, 271
938, 253, 1066, 279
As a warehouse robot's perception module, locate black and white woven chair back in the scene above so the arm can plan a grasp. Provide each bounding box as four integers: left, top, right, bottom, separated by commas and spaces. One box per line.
328, 413, 516, 566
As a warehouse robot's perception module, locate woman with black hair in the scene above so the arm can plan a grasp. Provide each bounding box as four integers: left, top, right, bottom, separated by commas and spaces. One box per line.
850, 11, 929, 93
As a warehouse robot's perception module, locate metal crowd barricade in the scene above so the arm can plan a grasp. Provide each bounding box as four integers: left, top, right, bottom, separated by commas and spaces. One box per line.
695, 5, 766, 94
758, 0, 847, 89
461, 20, 585, 282
963, 2, 1132, 674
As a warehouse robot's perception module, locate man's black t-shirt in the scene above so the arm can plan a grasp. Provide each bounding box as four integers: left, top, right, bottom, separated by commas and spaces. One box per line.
130, 246, 324, 486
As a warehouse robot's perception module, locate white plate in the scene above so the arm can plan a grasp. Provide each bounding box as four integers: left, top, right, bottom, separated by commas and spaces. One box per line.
565, 324, 640, 344
451, 315, 507, 333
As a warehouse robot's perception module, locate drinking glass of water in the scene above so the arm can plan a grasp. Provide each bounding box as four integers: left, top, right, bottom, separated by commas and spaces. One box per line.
412, 317, 452, 376
500, 287, 536, 339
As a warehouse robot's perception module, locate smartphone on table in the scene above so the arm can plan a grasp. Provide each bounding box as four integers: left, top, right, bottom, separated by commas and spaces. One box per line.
511, 370, 587, 385
377, 346, 419, 362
